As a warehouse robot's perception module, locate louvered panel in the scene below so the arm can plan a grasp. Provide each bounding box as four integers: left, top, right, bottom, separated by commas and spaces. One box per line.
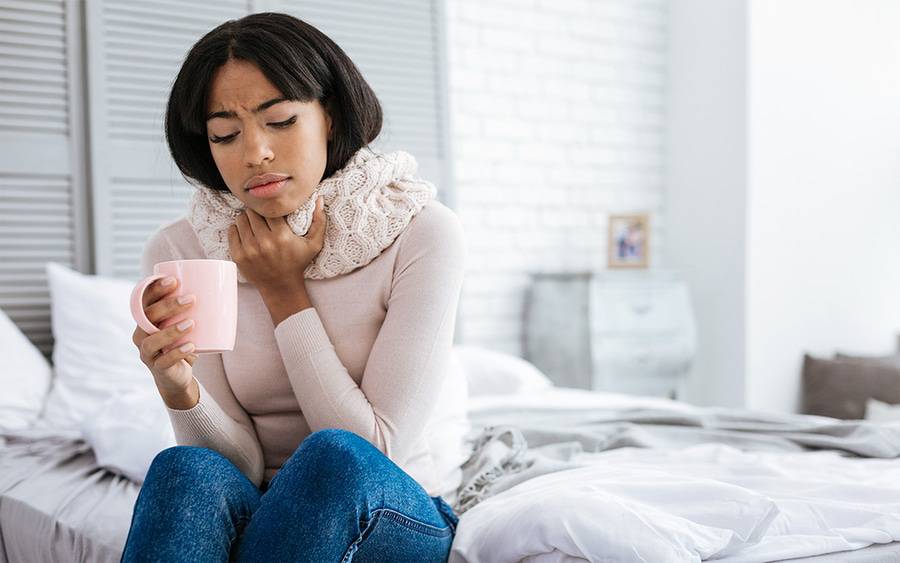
0, 170, 76, 360
102, 51, 187, 72
108, 177, 195, 280
0, 20, 63, 40
0, 82, 66, 100
104, 40, 196, 60
0, 92, 66, 115
107, 85, 169, 100
0, 43, 66, 65
89, 0, 451, 281
0, 0, 67, 136
2, 1, 62, 15
100, 0, 249, 142
0, 0, 87, 363
88, 0, 252, 277
115, 0, 246, 19
278, 0, 444, 165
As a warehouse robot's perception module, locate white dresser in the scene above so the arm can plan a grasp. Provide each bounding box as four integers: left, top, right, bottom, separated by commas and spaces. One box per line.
589, 271, 696, 398
524, 270, 696, 398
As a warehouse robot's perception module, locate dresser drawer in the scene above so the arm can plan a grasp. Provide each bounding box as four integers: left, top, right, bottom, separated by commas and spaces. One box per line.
591, 335, 693, 374
590, 283, 691, 335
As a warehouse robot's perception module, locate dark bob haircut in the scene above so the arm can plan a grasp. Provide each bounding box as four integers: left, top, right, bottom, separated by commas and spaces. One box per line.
165, 12, 383, 192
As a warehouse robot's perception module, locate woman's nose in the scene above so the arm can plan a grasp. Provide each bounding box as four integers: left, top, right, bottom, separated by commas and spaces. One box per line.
243, 127, 274, 166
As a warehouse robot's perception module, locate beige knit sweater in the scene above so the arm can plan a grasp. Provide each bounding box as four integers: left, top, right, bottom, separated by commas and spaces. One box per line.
140, 199, 470, 507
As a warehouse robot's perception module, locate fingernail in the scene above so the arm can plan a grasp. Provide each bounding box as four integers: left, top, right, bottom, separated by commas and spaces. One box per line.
176, 319, 193, 331
177, 294, 195, 305
161, 277, 175, 287
179, 342, 194, 353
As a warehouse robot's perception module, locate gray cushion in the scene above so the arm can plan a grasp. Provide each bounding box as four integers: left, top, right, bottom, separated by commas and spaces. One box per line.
802, 354, 900, 420
834, 352, 900, 370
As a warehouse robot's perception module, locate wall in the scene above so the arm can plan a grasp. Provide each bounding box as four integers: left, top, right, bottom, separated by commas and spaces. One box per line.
446, 0, 669, 356
664, 0, 748, 407
746, 0, 900, 412
666, 0, 900, 412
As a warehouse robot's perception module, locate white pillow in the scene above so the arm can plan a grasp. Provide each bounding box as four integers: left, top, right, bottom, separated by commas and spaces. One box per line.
39, 262, 157, 433
0, 306, 53, 431
453, 345, 554, 397
865, 398, 900, 423
81, 388, 175, 484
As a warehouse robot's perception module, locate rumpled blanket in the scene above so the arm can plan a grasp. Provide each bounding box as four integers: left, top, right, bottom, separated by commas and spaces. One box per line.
455, 393, 900, 514
450, 389, 900, 563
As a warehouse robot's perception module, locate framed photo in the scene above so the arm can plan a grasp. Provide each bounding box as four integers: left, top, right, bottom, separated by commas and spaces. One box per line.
607, 213, 649, 269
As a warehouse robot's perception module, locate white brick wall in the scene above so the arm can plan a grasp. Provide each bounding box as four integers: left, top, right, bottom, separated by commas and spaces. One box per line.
447, 0, 669, 356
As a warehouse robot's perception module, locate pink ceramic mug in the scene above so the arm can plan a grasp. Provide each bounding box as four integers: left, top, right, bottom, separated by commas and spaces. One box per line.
130, 259, 237, 354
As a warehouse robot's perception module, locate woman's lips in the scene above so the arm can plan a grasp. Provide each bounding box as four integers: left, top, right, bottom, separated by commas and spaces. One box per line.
247, 178, 289, 198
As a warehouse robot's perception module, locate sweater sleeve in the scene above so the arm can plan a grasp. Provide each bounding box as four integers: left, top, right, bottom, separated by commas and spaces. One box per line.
273, 206, 466, 461
141, 227, 265, 487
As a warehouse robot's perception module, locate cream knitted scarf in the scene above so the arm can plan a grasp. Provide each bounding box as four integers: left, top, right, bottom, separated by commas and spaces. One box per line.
188, 146, 437, 283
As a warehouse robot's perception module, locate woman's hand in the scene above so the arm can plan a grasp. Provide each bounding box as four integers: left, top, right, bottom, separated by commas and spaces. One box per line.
228, 195, 327, 291
132, 277, 198, 395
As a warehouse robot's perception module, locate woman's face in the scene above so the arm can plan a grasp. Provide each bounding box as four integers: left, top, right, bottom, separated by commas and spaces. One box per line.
205, 59, 332, 218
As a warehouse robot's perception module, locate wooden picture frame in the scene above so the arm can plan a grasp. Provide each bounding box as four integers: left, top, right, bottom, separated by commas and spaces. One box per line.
607, 213, 650, 269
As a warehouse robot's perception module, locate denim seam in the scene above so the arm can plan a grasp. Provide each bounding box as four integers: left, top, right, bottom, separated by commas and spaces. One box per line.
228, 515, 252, 552
376, 508, 454, 538
432, 498, 459, 534
340, 510, 384, 563
339, 506, 454, 562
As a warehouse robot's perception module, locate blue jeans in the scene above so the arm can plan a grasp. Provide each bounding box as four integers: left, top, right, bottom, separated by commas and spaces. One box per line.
120, 428, 459, 562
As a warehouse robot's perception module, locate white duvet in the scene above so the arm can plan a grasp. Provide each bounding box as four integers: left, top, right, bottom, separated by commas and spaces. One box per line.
451, 391, 900, 563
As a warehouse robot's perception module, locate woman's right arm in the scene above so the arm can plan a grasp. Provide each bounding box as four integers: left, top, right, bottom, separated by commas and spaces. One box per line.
137, 229, 265, 487
158, 375, 200, 410
166, 352, 266, 488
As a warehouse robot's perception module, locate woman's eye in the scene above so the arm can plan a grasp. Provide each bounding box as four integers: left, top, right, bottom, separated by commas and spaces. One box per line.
271, 116, 297, 128
209, 116, 296, 144
210, 133, 236, 144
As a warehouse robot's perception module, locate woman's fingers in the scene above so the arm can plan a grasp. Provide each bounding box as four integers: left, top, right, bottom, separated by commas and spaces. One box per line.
245, 207, 271, 232
144, 291, 196, 326
139, 318, 194, 364
153, 341, 196, 370
234, 212, 258, 254
307, 196, 327, 248
142, 276, 177, 309
132, 326, 147, 347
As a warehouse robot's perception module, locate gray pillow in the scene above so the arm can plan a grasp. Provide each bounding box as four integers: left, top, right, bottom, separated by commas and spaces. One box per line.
802, 354, 900, 420
834, 352, 900, 370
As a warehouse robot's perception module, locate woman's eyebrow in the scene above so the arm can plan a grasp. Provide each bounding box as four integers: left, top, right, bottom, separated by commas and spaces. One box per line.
205, 97, 287, 121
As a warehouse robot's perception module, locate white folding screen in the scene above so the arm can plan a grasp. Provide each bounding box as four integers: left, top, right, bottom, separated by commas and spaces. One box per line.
0, 0, 452, 359
85, 0, 452, 279
0, 0, 89, 358
258, 0, 452, 201
84, 0, 252, 280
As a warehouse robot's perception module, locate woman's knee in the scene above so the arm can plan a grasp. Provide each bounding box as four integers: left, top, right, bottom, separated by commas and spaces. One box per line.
272, 429, 378, 492
149, 445, 227, 475
297, 429, 378, 471
145, 446, 249, 497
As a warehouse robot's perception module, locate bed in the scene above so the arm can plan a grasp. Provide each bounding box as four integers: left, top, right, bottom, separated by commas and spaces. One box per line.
3, 267, 900, 562
4, 382, 900, 562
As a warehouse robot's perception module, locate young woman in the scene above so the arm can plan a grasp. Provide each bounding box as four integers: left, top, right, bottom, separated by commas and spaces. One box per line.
123, 12, 469, 563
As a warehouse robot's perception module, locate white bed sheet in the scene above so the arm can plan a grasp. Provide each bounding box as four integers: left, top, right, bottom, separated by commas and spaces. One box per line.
4, 387, 900, 562
451, 388, 900, 563
0, 431, 138, 563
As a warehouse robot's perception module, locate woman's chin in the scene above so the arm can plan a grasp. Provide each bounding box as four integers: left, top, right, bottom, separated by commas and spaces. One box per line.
251, 200, 294, 218
252, 190, 313, 217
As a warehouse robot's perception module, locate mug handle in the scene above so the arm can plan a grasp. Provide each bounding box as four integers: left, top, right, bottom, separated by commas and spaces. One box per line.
130, 273, 167, 334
